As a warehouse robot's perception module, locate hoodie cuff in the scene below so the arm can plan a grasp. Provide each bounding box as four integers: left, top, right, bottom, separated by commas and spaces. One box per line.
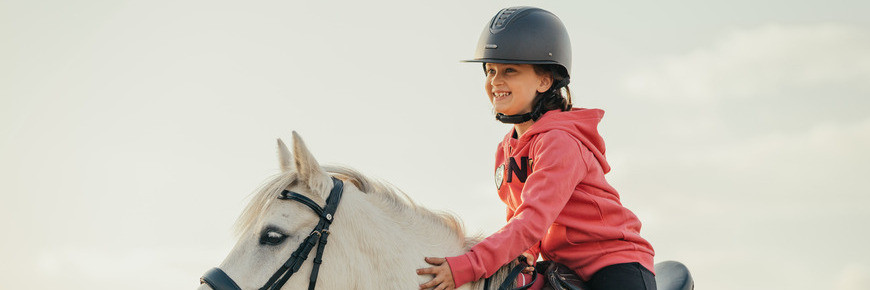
524, 242, 541, 262
523, 249, 539, 262
445, 254, 475, 288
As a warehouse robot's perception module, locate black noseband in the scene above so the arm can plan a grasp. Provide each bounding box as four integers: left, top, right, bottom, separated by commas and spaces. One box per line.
201, 268, 242, 290
201, 177, 345, 290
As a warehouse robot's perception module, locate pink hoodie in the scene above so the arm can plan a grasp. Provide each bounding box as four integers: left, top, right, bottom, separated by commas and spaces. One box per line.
445, 108, 654, 287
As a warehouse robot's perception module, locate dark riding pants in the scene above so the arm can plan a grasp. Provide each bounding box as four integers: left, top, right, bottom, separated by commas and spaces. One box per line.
586, 262, 656, 290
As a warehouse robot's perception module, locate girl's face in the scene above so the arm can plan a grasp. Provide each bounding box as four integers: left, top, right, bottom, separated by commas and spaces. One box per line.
485, 63, 553, 116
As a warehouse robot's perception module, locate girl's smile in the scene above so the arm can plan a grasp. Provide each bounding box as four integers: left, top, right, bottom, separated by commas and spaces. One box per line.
485, 63, 552, 116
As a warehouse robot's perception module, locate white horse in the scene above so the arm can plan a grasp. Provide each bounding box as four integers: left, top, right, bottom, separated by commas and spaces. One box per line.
199, 132, 694, 290
198, 132, 519, 290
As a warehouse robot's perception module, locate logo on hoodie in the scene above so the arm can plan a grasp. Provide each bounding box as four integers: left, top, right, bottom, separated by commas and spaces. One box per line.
495, 164, 505, 189
504, 156, 532, 184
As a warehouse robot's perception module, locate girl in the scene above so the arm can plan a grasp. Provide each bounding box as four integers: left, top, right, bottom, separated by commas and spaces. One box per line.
416, 6, 656, 290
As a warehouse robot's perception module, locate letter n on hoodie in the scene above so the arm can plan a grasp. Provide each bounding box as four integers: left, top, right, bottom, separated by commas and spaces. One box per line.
506, 156, 529, 183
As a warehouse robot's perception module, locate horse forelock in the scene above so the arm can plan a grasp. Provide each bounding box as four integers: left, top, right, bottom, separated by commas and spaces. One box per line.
233, 165, 468, 242
233, 171, 297, 237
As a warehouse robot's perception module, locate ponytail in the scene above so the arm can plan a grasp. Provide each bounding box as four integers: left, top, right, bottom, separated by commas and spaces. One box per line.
530, 64, 572, 121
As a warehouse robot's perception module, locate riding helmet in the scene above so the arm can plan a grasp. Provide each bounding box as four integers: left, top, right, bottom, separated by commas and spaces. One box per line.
464, 6, 572, 80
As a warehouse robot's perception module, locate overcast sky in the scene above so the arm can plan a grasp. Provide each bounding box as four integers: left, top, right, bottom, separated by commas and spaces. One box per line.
2, 1, 868, 289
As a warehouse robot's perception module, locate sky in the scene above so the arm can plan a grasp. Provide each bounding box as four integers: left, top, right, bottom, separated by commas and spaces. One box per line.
1, 0, 868, 289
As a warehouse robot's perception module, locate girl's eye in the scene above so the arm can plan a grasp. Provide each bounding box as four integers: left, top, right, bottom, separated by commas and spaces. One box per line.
505, 68, 516, 73
259, 230, 287, 245
486, 69, 496, 75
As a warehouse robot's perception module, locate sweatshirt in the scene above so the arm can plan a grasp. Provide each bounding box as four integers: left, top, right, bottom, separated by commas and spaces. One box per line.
445, 108, 655, 287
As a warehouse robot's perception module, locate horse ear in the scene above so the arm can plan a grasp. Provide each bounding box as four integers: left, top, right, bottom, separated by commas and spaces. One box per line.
291, 131, 332, 194
277, 138, 293, 172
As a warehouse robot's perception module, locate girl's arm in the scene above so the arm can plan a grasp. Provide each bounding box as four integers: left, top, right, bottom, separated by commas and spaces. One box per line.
444, 131, 588, 287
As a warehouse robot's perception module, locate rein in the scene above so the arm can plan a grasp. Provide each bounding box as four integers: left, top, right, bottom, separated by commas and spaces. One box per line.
483, 255, 538, 290
200, 177, 345, 290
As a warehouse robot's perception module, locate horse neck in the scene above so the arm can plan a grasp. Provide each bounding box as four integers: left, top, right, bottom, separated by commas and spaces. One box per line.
323, 188, 468, 288
326, 186, 517, 290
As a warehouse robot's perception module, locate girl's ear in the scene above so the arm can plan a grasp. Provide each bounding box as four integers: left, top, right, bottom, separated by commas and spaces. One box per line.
537, 72, 554, 93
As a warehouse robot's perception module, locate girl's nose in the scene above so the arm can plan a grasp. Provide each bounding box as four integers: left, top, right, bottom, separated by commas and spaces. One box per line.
489, 74, 505, 86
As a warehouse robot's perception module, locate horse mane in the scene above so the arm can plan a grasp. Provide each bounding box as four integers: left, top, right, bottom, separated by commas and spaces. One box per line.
233, 164, 520, 289
234, 165, 473, 250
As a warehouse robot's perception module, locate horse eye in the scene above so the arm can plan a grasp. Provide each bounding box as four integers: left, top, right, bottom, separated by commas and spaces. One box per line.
259, 230, 287, 245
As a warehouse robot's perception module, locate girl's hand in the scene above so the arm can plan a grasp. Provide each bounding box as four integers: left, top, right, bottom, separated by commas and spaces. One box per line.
520, 252, 536, 274
416, 257, 455, 290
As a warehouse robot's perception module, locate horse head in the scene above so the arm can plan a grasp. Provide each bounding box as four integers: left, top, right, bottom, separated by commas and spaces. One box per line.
200, 132, 358, 290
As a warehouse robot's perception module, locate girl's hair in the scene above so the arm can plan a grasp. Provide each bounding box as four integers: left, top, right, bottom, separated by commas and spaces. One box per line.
530, 64, 573, 120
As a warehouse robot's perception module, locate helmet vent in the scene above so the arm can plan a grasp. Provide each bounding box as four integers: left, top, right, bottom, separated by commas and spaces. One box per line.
490, 7, 522, 33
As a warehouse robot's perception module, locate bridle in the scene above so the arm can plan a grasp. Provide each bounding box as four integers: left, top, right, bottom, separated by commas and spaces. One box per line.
201, 177, 345, 290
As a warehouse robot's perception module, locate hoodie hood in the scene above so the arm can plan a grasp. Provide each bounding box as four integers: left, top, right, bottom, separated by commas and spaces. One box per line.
517, 108, 610, 173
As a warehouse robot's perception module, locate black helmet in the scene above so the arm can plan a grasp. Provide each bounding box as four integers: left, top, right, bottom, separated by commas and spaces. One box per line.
464, 6, 572, 79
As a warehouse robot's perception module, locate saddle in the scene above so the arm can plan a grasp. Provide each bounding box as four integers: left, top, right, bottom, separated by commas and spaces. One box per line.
536, 261, 587, 290
489, 259, 694, 290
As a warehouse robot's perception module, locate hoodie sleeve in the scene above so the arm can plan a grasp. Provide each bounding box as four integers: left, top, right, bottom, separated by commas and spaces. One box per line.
508, 207, 541, 261
445, 131, 587, 287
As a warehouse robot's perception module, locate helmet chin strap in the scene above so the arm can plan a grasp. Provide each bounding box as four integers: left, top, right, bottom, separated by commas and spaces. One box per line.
495, 112, 533, 124
495, 96, 545, 124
